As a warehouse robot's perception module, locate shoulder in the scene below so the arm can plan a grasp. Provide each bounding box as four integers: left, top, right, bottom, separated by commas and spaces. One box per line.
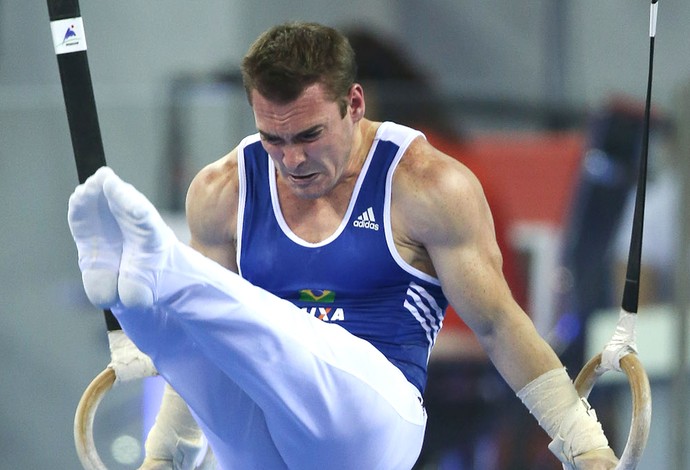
185, 149, 239, 261
187, 149, 239, 204
392, 136, 490, 245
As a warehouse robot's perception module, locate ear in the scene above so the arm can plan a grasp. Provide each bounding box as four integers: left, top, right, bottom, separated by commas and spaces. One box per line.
348, 84, 365, 122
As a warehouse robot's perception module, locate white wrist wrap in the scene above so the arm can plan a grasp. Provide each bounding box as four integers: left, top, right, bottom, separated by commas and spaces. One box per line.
145, 384, 209, 470
107, 330, 157, 383
517, 368, 609, 466
601, 309, 638, 373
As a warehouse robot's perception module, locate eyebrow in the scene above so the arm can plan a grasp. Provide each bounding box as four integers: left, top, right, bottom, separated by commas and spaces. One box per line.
259, 125, 323, 143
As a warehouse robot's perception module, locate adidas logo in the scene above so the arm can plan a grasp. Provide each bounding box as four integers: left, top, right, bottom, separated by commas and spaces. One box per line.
353, 207, 379, 231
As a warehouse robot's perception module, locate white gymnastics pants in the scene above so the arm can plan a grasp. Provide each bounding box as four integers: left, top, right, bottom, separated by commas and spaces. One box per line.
112, 241, 427, 470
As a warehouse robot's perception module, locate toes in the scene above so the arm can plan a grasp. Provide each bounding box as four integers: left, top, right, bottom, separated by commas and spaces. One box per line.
118, 276, 154, 308
82, 269, 120, 308
99, 171, 175, 309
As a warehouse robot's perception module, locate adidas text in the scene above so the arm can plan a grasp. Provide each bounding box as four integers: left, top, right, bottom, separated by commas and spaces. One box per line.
354, 207, 379, 231
353, 219, 379, 230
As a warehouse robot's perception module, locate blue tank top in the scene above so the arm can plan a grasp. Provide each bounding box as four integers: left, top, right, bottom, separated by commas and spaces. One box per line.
237, 122, 448, 393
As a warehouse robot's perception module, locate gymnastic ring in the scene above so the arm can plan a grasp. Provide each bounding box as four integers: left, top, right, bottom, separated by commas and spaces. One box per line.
574, 352, 651, 470
74, 367, 116, 470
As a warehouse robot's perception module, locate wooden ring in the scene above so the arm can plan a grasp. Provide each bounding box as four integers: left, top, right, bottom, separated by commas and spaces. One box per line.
74, 367, 117, 469
574, 352, 652, 469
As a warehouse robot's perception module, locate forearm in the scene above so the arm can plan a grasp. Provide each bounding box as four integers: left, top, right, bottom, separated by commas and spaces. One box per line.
477, 310, 563, 392
477, 311, 613, 467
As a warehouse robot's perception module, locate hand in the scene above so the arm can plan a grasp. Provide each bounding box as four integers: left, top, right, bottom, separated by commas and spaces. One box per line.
572, 447, 618, 469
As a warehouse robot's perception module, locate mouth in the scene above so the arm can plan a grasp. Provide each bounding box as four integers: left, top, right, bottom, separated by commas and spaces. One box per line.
288, 173, 318, 184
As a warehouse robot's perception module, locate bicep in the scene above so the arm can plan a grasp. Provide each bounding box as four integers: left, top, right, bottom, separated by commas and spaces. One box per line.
399, 146, 562, 389
395, 141, 526, 340
427, 193, 551, 383
429, 220, 513, 338
421, 169, 516, 338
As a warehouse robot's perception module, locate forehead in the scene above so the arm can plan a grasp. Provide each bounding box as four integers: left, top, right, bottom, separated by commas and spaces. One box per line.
251, 83, 339, 135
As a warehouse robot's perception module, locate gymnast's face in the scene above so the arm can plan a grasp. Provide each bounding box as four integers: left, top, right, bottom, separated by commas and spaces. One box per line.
252, 82, 365, 200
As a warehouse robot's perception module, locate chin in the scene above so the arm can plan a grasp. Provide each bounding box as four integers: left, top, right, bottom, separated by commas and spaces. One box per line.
289, 177, 334, 200
293, 187, 327, 200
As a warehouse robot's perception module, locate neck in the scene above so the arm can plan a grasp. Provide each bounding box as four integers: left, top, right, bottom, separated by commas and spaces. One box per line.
343, 118, 376, 178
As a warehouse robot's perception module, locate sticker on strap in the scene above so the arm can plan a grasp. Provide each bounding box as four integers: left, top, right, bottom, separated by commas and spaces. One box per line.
50, 17, 87, 55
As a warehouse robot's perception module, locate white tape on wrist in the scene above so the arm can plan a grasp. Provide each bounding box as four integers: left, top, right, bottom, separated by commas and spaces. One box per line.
145, 385, 209, 470
601, 308, 638, 373
107, 330, 157, 383
517, 367, 609, 465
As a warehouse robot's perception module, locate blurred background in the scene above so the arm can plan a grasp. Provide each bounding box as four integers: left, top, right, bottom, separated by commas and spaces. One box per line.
2, 1, 690, 468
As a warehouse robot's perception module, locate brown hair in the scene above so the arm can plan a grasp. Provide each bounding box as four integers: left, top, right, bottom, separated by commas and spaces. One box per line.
241, 22, 356, 116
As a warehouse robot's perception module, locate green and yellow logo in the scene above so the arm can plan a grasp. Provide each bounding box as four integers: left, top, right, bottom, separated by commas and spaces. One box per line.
298, 289, 336, 303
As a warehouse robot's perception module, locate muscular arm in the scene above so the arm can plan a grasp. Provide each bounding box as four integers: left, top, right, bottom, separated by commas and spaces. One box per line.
393, 139, 560, 391
393, 139, 615, 468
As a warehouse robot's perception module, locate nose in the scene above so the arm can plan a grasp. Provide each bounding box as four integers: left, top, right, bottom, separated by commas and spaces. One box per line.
280, 144, 306, 170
